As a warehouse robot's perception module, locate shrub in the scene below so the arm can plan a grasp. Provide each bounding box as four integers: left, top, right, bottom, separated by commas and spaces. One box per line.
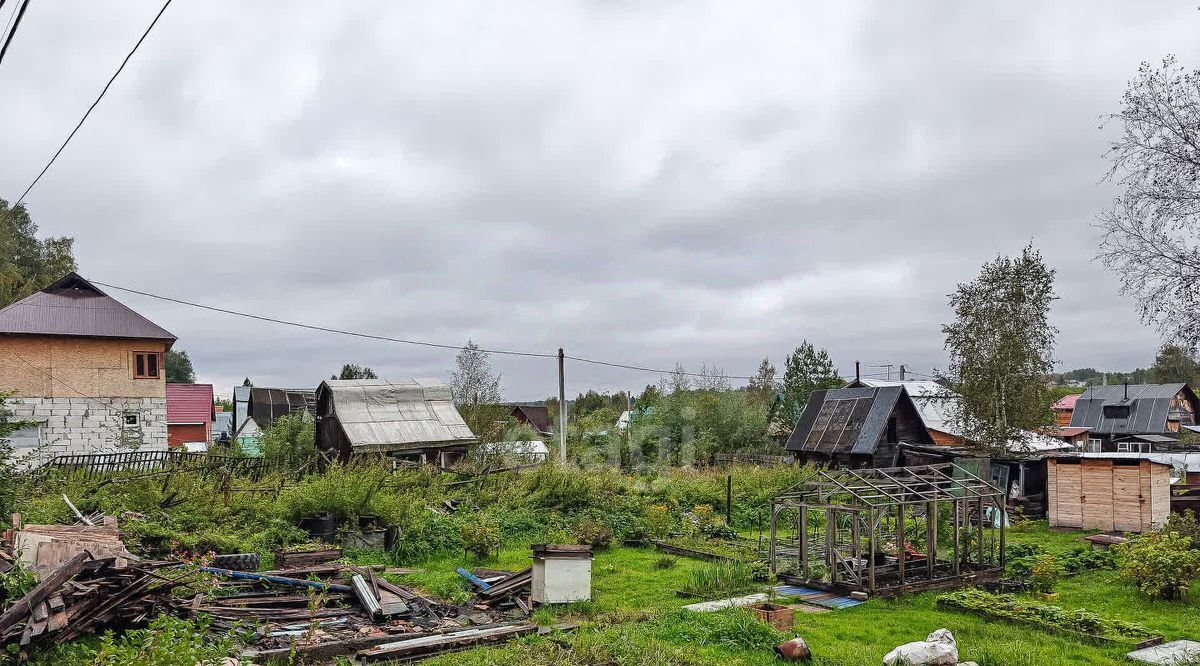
461, 514, 501, 559
258, 412, 318, 471
29, 615, 239, 666
937, 589, 1154, 641
1164, 510, 1200, 549
1115, 530, 1200, 600
1030, 553, 1062, 594
644, 504, 674, 540
276, 463, 402, 526
571, 517, 615, 549
653, 555, 678, 570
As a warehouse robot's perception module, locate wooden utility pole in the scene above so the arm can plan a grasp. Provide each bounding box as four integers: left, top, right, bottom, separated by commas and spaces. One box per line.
558, 348, 566, 463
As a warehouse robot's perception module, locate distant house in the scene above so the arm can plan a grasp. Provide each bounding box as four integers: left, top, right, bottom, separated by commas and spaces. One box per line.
316, 378, 476, 466
0, 273, 175, 459
1052, 393, 1080, 427
166, 383, 214, 449
1069, 384, 1200, 452
212, 410, 234, 443
510, 404, 552, 436
784, 385, 934, 468
247, 387, 315, 430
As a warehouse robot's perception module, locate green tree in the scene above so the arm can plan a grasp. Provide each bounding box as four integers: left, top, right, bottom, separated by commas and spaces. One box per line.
1149, 344, 1200, 386
165, 349, 196, 383
450, 340, 503, 438
259, 412, 317, 470
0, 391, 35, 518
747, 357, 777, 405
943, 244, 1057, 453
242, 377, 252, 387
0, 200, 77, 308
332, 363, 378, 380
777, 342, 843, 429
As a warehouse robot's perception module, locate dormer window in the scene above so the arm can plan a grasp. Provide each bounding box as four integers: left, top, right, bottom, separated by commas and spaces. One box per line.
1103, 404, 1131, 419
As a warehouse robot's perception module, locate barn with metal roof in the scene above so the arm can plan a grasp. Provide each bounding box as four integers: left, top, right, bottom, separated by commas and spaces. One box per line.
316, 378, 477, 466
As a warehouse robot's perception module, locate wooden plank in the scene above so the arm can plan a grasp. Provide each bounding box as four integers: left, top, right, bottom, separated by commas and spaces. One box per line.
1081, 460, 1114, 532
1046, 460, 1059, 526
0, 552, 89, 636
1151, 463, 1171, 529
1056, 463, 1083, 528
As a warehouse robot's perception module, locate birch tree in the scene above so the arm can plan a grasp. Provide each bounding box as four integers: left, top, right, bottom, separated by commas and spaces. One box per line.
943, 244, 1057, 453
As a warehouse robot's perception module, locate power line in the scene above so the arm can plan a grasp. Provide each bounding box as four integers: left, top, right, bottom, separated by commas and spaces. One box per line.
88, 278, 557, 359
0, 0, 28, 68
4, 0, 173, 216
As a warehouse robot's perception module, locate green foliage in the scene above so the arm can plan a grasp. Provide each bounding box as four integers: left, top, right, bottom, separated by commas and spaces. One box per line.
0, 557, 37, 605
334, 363, 378, 380
571, 516, 615, 549
277, 462, 407, 526
0, 200, 76, 309
1164, 510, 1200, 548
461, 514, 501, 559
1114, 530, 1200, 600
644, 504, 675, 540
28, 615, 239, 666
1149, 344, 1200, 385
0, 391, 34, 519
681, 560, 761, 598
258, 412, 317, 470
943, 243, 1058, 453
1030, 553, 1063, 594
653, 555, 678, 570
164, 349, 196, 384
777, 340, 844, 430
937, 588, 1155, 641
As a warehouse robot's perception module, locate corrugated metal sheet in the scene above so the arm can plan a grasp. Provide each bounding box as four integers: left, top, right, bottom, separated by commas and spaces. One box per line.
319, 378, 476, 450
212, 412, 234, 439
1053, 394, 1080, 411
1069, 384, 1192, 435
167, 383, 213, 424
0, 273, 175, 341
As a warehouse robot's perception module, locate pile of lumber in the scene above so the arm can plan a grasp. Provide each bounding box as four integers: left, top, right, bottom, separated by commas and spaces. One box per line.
468, 567, 533, 613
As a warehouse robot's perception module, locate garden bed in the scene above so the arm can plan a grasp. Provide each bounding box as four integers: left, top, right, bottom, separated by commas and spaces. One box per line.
937, 588, 1163, 649
652, 537, 760, 563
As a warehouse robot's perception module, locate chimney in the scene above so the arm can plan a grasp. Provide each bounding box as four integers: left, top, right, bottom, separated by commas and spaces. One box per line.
1124, 382, 1128, 401
899, 365, 906, 381
855, 361, 861, 383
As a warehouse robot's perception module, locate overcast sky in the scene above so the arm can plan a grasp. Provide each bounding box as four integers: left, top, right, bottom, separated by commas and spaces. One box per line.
2, 2, 1195, 400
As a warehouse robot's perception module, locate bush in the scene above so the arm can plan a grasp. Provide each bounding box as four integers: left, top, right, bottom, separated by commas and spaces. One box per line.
1164, 510, 1200, 549
1115, 531, 1200, 600
258, 412, 318, 470
29, 615, 239, 666
1030, 553, 1062, 594
276, 463, 405, 526
937, 589, 1154, 641
644, 504, 674, 540
571, 517, 614, 549
653, 555, 678, 570
461, 515, 501, 559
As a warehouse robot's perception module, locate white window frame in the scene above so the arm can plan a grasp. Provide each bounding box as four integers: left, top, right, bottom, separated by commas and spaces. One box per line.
1116, 441, 1144, 453
1086, 438, 1102, 453
122, 411, 141, 428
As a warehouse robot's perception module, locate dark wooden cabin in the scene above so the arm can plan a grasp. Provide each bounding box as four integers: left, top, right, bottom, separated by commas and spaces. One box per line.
784, 385, 934, 468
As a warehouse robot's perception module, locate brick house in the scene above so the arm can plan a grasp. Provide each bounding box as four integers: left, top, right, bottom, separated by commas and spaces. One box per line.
0, 273, 176, 460
166, 383, 214, 449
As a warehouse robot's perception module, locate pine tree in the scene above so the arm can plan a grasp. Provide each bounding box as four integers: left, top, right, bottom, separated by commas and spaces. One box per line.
777, 342, 843, 429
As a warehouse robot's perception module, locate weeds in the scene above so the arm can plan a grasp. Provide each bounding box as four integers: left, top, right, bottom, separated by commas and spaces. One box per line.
680, 561, 761, 598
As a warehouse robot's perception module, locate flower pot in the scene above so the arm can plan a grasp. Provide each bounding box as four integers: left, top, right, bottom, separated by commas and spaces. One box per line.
749, 602, 794, 632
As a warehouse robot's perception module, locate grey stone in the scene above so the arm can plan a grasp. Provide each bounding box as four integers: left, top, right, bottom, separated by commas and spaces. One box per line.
1127, 640, 1200, 665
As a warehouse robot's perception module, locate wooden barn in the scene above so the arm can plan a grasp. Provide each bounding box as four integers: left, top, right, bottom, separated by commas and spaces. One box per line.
784, 385, 934, 468
1046, 455, 1171, 532
315, 378, 476, 467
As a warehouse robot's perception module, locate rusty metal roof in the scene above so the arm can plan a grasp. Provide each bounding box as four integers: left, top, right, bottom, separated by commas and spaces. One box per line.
0, 273, 175, 342
318, 378, 476, 451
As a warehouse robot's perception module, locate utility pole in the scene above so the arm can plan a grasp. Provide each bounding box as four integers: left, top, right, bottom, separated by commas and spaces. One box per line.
558, 348, 566, 463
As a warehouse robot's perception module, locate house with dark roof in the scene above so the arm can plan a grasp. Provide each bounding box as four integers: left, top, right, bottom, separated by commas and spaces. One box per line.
1069, 384, 1199, 452
0, 273, 176, 458
316, 378, 477, 466
783, 385, 934, 468
510, 404, 552, 436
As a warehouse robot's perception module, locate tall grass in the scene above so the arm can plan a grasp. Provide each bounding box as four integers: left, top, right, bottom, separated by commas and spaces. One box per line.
680, 560, 760, 598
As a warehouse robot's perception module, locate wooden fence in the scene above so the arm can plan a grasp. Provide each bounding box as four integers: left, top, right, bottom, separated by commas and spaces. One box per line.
35, 450, 273, 481
711, 452, 794, 467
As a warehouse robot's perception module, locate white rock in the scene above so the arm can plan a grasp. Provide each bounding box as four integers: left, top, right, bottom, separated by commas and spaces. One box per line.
882, 629, 959, 666
1127, 640, 1200, 665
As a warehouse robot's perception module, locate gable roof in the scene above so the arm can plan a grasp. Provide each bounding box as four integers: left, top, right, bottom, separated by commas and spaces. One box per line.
1069, 384, 1197, 435
167, 383, 214, 424
248, 387, 316, 428
1053, 393, 1080, 411
784, 385, 931, 456
511, 405, 552, 434
854, 380, 963, 437
0, 273, 175, 342
318, 378, 476, 451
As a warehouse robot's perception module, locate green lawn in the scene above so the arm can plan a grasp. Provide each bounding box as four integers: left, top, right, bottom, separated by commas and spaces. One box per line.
384, 522, 1200, 666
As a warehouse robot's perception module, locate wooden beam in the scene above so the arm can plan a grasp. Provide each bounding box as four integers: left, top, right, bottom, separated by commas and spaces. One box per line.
799, 504, 808, 579
952, 498, 960, 576
896, 503, 905, 586
868, 507, 876, 594
769, 500, 778, 575
926, 500, 937, 581
0, 552, 88, 636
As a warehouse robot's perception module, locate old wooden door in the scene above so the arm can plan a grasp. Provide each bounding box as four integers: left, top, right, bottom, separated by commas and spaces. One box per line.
1081, 460, 1114, 531
1111, 464, 1143, 532
1054, 462, 1082, 528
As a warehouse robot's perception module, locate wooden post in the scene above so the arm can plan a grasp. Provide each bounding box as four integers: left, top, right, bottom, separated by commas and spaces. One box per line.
827, 508, 837, 585
769, 501, 778, 575
952, 498, 960, 576
851, 511, 861, 586
726, 475, 733, 528
997, 496, 1006, 568
867, 507, 876, 593
976, 496, 985, 570
896, 503, 905, 586
926, 500, 937, 582
799, 505, 809, 579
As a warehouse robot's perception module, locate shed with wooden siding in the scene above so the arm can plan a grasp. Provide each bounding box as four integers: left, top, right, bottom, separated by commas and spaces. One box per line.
1046, 456, 1170, 533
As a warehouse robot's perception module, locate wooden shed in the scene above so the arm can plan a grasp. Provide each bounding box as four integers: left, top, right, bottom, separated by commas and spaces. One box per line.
1046, 457, 1170, 533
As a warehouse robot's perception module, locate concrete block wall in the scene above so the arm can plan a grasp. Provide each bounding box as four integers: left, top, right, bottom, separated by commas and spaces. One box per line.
8, 396, 168, 461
